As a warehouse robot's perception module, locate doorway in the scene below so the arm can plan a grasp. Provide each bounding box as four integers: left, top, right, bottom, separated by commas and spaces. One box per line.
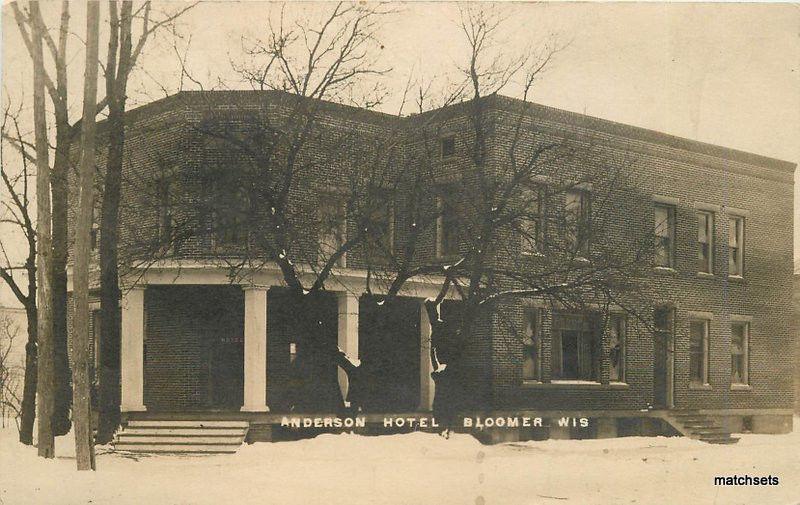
653, 306, 674, 409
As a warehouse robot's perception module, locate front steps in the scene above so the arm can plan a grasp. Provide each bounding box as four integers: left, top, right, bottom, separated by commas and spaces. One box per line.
113, 420, 250, 454
661, 410, 739, 445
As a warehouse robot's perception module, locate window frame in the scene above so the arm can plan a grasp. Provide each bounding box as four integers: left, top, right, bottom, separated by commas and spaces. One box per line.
688, 314, 711, 387
211, 179, 251, 249
318, 192, 349, 268
730, 319, 750, 386
440, 135, 456, 159
552, 312, 600, 382
364, 189, 395, 261
435, 190, 460, 259
728, 215, 745, 277
564, 187, 591, 257
521, 307, 543, 382
653, 203, 676, 268
696, 210, 715, 274
521, 185, 547, 256
608, 313, 626, 383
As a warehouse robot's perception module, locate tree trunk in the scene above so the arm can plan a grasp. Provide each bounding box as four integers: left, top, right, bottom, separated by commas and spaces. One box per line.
95, 101, 123, 443
51, 125, 72, 437
18, 303, 38, 445
30, 0, 55, 459
72, 0, 100, 471
96, 1, 133, 444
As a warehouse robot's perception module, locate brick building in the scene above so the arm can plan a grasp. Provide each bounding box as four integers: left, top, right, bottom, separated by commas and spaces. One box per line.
68, 91, 795, 445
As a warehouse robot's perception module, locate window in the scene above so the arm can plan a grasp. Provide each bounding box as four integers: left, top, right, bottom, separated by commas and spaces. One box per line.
608, 314, 626, 382
319, 195, 347, 267
436, 192, 460, 258
552, 313, 599, 381
522, 308, 542, 381
697, 211, 714, 274
441, 135, 456, 158
729, 216, 745, 276
654, 204, 676, 268
213, 181, 249, 247
156, 178, 173, 246
365, 191, 394, 260
731, 321, 749, 385
689, 318, 710, 385
521, 186, 546, 255
565, 189, 591, 256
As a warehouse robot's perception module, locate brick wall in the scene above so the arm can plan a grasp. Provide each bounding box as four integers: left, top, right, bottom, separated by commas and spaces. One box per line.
67, 91, 794, 414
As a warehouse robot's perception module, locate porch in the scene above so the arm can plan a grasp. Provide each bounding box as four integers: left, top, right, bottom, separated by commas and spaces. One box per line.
120, 262, 447, 416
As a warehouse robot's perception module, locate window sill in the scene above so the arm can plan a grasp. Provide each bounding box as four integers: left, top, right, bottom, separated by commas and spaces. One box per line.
730, 383, 752, 391
727, 275, 745, 283
689, 383, 713, 390
653, 266, 677, 275
521, 380, 629, 390
695, 272, 715, 279
521, 251, 546, 258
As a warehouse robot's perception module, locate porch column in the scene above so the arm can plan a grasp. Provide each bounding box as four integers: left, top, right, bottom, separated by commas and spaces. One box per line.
242, 286, 269, 412
419, 301, 435, 411
337, 292, 359, 406
121, 286, 146, 411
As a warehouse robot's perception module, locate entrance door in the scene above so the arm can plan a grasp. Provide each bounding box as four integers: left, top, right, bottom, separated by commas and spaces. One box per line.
653, 307, 674, 409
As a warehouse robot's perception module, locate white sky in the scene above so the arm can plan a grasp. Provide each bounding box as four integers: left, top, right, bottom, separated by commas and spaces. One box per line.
1, 1, 799, 306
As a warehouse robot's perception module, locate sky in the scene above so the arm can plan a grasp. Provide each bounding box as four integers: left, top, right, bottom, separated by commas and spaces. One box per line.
1, 1, 799, 306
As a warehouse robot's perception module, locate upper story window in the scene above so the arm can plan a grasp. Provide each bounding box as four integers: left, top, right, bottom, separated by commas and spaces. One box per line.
521, 186, 546, 255
522, 307, 542, 382
728, 216, 745, 277
319, 194, 347, 267
213, 181, 249, 247
731, 320, 749, 385
552, 313, 599, 381
365, 191, 394, 260
440, 135, 456, 159
436, 190, 460, 258
689, 316, 710, 386
156, 178, 173, 246
696, 211, 714, 274
565, 188, 591, 257
654, 204, 676, 268
608, 314, 626, 383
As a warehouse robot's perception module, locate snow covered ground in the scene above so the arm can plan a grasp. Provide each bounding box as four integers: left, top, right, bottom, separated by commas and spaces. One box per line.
1, 421, 798, 505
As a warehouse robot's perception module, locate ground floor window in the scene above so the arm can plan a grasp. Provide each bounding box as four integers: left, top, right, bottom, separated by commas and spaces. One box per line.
689, 318, 710, 385
552, 313, 599, 381
608, 314, 626, 382
731, 321, 749, 385
522, 308, 542, 381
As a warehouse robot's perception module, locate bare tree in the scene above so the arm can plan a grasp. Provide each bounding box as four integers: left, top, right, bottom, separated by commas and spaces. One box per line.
29, 0, 55, 458
96, 0, 197, 445
0, 315, 23, 428
71, 0, 101, 471
11, 0, 73, 437
0, 105, 39, 444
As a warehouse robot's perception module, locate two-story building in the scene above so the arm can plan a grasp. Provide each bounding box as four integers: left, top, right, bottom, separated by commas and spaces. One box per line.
67, 91, 795, 448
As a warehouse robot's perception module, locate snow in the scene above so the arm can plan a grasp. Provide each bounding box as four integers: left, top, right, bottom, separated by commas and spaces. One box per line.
1, 419, 799, 505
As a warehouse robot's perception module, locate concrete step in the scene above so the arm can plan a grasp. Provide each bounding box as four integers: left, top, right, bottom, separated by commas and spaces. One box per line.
114, 443, 240, 453
699, 435, 740, 445
116, 435, 244, 445
119, 427, 247, 437
127, 420, 249, 429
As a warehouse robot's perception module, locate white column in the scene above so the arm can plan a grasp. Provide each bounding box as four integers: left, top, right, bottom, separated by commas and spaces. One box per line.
337, 292, 359, 406
242, 286, 269, 412
419, 301, 435, 411
121, 286, 146, 411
